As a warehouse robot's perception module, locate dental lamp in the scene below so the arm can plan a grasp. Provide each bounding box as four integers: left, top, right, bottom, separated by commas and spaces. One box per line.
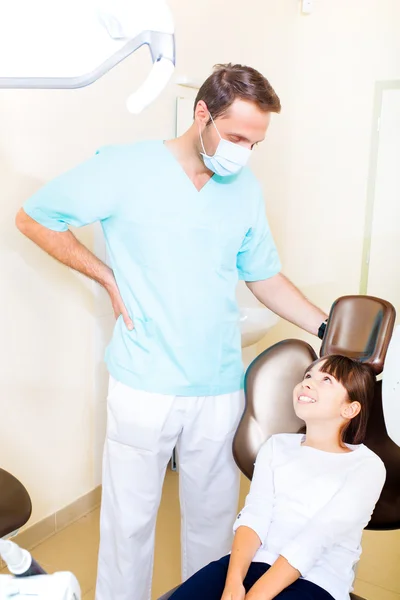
0, 0, 176, 113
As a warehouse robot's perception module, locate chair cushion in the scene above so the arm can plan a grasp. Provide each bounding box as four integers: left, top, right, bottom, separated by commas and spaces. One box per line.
364, 381, 400, 530
0, 469, 32, 538
233, 339, 317, 479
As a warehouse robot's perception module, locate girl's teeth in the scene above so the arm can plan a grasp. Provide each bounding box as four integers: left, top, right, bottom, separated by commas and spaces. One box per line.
299, 396, 316, 403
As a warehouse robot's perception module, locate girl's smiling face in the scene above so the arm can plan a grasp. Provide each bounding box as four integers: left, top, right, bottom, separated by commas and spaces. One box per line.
293, 360, 360, 425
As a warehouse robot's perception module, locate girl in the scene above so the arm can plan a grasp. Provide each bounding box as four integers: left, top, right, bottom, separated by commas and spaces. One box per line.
168, 355, 386, 600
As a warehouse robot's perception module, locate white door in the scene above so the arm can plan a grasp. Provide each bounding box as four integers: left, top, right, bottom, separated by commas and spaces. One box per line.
366, 87, 400, 322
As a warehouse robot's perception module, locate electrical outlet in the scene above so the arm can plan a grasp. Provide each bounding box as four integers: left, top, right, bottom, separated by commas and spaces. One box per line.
301, 0, 313, 14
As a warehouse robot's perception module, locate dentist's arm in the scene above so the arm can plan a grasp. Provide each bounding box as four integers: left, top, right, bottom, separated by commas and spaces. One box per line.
236, 192, 327, 335
16, 209, 133, 330
16, 147, 134, 329
247, 274, 327, 336
16, 208, 112, 286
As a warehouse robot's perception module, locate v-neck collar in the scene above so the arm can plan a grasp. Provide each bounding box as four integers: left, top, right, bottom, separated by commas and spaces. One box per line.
161, 140, 217, 194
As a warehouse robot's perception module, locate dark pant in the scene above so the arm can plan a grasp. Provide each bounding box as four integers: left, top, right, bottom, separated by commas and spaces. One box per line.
169, 555, 334, 600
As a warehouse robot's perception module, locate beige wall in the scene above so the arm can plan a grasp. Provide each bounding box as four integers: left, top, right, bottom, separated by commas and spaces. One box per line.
248, 0, 400, 355
1, 0, 399, 595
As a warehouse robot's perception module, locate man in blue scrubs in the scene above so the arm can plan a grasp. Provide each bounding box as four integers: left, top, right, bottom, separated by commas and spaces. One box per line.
16, 64, 328, 600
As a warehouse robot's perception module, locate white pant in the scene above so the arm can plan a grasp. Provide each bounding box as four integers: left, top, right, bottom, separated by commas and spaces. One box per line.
95, 378, 244, 600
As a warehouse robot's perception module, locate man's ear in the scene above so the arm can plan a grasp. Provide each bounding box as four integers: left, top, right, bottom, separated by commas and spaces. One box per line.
194, 100, 209, 126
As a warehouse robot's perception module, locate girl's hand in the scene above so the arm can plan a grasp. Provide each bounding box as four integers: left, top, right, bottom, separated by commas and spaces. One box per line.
220, 581, 246, 600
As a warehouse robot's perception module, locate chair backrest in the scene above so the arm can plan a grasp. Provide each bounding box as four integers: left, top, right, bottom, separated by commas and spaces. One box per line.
0, 469, 32, 538
232, 295, 399, 530
233, 339, 317, 479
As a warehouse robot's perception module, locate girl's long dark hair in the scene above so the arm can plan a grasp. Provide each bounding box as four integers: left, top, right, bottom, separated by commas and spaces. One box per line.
302, 355, 376, 445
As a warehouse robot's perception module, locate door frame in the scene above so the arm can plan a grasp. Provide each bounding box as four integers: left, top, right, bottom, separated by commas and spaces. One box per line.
360, 80, 400, 294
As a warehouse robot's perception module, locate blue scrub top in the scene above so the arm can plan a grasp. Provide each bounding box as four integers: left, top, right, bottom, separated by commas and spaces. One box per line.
24, 141, 281, 396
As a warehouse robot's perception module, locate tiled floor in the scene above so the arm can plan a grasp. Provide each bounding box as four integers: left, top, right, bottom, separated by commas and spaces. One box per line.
2, 469, 400, 600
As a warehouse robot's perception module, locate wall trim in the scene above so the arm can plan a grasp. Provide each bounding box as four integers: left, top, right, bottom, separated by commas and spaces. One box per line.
11, 486, 102, 551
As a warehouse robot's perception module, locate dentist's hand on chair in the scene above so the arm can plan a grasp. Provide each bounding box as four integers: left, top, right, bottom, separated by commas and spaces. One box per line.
220, 581, 246, 600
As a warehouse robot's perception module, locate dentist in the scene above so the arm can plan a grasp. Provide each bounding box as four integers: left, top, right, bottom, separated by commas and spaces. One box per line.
16, 63, 328, 600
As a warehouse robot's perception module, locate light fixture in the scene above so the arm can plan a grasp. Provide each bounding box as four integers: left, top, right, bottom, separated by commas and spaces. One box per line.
0, 0, 176, 113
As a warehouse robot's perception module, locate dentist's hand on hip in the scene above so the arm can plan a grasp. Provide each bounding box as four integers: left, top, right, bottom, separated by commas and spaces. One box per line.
15, 208, 134, 331
104, 277, 134, 331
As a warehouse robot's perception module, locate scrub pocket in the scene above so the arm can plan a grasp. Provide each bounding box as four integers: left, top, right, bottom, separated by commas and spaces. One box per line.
106, 377, 174, 453
112, 315, 155, 377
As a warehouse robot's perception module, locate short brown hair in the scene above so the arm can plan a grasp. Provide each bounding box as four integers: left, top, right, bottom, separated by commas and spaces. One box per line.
194, 63, 281, 121
305, 355, 376, 445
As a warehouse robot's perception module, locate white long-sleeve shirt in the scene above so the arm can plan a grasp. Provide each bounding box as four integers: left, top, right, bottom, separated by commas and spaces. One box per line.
233, 433, 386, 600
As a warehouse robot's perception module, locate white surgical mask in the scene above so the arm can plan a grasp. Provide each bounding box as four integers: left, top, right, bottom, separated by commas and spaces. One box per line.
199, 113, 252, 177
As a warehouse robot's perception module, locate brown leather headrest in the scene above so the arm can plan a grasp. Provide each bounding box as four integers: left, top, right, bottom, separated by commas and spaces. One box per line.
321, 295, 396, 374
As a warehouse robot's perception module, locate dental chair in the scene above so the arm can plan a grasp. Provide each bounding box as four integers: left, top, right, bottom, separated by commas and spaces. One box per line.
0, 469, 32, 540
0, 472, 81, 598
159, 295, 399, 600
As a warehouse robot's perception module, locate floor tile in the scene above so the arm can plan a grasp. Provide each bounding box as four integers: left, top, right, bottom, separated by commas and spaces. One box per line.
29, 509, 100, 596
356, 529, 400, 593
354, 579, 400, 600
